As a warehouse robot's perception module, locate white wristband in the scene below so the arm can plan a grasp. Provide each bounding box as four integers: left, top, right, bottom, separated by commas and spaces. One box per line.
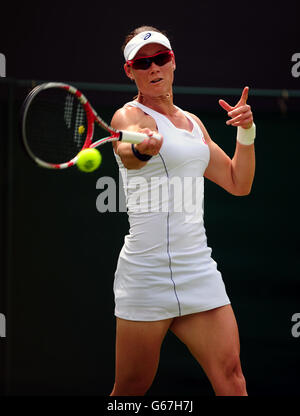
237, 123, 256, 145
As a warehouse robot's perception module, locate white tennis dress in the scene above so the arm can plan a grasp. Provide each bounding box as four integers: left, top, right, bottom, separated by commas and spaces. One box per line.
113, 101, 230, 321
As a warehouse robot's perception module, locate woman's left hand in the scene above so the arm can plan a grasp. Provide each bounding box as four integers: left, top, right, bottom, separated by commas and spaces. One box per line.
219, 86, 253, 129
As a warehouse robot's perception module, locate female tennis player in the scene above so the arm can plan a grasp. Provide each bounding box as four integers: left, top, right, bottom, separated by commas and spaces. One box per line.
110, 26, 255, 396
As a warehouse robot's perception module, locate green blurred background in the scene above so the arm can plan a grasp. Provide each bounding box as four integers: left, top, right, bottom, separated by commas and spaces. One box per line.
1, 79, 299, 396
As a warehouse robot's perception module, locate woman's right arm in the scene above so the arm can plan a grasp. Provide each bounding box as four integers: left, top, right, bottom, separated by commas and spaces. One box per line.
111, 106, 163, 170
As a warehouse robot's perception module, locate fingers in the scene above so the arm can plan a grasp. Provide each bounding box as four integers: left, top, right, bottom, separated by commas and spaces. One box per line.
219, 99, 233, 112
227, 104, 250, 120
226, 115, 253, 128
219, 86, 249, 111
135, 128, 163, 156
240, 86, 249, 105
226, 108, 253, 128
221, 87, 253, 129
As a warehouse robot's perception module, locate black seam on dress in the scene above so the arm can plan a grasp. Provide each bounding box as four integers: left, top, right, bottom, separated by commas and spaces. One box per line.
158, 152, 182, 317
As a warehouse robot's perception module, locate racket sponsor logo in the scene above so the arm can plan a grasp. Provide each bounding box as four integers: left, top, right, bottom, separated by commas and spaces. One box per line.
96, 173, 204, 223
0, 313, 6, 338
291, 53, 300, 78
0, 53, 6, 77
291, 313, 300, 338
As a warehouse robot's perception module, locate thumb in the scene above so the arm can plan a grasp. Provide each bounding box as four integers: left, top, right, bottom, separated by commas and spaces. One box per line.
219, 99, 233, 112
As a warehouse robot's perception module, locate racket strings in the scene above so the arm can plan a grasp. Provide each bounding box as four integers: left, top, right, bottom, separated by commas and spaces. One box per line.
73, 105, 86, 150
24, 88, 88, 164
64, 94, 74, 128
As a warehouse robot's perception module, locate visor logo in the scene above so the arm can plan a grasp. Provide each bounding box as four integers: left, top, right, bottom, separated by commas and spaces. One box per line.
144, 33, 151, 40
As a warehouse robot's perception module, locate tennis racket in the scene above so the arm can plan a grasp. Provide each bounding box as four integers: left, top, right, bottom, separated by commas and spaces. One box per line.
21, 82, 162, 169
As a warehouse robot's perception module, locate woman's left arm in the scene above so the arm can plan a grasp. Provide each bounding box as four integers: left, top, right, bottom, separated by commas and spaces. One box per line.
195, 86, 256, 196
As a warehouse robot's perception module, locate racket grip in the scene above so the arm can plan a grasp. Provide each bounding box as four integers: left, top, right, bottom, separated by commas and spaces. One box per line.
120, 130, 162, 144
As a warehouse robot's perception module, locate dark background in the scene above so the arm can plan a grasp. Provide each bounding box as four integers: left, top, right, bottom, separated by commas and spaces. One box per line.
1, 0, 300, 90
0, 0, 300, 397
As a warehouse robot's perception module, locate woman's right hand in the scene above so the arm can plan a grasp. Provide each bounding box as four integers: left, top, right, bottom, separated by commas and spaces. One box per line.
134, 128, 163, 156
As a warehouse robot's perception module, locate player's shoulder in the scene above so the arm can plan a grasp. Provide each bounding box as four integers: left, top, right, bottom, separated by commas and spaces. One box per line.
111, 104, 145, 129
111, 103, 157, 131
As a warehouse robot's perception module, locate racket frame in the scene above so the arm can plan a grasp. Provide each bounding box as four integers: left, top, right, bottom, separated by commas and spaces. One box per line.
22, 82, 161, 169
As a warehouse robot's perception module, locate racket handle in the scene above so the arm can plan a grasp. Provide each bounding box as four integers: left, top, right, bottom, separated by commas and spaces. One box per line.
120, 130, 162, 144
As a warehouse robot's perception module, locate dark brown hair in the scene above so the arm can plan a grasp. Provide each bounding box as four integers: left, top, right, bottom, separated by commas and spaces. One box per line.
122, 26, 169, 53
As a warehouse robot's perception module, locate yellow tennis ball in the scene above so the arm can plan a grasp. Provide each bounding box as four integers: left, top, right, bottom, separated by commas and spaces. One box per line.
78, 125, 85, 134
77, 148, 102, 172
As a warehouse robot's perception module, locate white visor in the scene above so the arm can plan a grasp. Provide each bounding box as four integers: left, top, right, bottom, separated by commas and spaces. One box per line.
124, 31, 172, 61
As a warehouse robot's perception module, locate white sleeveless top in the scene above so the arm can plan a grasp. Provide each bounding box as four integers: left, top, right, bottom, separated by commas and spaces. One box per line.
113, 101, 230, 321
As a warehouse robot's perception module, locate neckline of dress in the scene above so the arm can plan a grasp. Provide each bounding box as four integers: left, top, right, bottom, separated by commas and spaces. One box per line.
133, 101, 195, 135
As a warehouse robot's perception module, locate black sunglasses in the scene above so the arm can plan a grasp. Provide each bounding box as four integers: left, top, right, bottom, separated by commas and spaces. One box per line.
127, 50, 174, 70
